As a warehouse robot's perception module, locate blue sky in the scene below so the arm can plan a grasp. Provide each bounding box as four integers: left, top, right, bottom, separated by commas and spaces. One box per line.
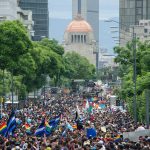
49, 0, 119, 53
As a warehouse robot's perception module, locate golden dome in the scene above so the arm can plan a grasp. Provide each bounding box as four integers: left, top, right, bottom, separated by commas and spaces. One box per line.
66, 16, 93, 33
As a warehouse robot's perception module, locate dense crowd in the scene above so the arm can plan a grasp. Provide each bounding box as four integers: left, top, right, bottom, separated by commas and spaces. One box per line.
0, 93, 149, 150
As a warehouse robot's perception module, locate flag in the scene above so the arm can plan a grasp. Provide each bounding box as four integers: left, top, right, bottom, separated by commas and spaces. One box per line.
86, 128, 97, 138
66, 122, 73, 132
85, 100, 89, 110
49, 115, 60, 126
75, 105, 80, 121
24, 123, 32, 135
101, 126, 106, 133
76, 119, 83, 130
35, 119, 45, 137
25, 123, 30, 130
88, 104, 93, 114
114, 135, 122, 143
5, 111, 16, 137
45, 120, 52, 136
99, 104, 106, 109
72, 124, 77, 129
0, 122, 7, 136
62, 129, 67, 137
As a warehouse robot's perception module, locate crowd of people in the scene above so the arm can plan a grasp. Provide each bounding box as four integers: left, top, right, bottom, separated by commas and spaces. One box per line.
0, 93, 150, 150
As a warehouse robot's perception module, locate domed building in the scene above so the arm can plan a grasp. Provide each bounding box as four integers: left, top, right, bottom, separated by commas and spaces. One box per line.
63, 15, 96, 66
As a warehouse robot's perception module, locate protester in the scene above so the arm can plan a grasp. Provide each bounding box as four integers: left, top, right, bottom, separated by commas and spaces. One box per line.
0, 93, 149, 150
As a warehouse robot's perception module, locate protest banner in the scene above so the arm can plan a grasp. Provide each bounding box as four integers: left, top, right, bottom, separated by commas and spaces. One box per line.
123, 129, 150, 142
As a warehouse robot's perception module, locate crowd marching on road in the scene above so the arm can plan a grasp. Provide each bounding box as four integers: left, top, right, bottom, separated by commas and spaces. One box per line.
0, 92, 149, 150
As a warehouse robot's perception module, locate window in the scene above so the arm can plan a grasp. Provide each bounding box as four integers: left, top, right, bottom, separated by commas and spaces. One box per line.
78, 35, 80, 43
81, 35, 83, 43
137, 1, 143, 7
136, 8, 142, 15
75, 35, 77, 43
84, 35, 86, 43
144, 28, 148, 33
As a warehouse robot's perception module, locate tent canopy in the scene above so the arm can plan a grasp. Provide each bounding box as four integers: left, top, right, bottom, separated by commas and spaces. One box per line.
5, 101, 19, 104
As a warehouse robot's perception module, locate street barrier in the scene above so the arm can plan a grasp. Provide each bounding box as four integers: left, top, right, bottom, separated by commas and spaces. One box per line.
123, 129, 150, 142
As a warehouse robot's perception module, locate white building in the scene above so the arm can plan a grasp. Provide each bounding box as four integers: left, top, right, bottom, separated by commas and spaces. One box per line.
120, 20, 150, 47
0, 0, 18, 21
0, 0, 34, 38
63, 15, 96, 66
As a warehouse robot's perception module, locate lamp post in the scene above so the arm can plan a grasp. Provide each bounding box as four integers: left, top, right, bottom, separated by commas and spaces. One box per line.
105, 19, 137, 123
11, 71, 14, 111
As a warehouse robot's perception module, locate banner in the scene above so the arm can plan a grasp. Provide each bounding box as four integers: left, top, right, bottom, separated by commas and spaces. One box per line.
123, 129, 150, 142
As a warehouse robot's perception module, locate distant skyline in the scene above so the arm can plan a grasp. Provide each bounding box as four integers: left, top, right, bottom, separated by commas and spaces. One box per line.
49, 0, 119, 20
49, 0, 119, 53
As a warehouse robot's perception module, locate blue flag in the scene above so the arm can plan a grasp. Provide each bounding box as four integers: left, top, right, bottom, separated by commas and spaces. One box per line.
5, 111, 16, 137
35, 119, 45, 137
86, 128, 96, 138
49, 115, 60, 128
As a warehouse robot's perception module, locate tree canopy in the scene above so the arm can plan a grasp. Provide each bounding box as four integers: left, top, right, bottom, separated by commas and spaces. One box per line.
0, 20, 96, 100
114, 40, 150, 122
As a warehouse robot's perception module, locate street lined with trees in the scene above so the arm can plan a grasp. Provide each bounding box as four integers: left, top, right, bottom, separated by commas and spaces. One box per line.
0, 20, 96, 101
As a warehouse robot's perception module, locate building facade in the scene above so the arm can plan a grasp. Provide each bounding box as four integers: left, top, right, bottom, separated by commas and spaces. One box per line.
19, 0, 49, 41
72, 0, 99, 68
0, 0, 34, 38
63, 15, 96, 66
121, 20, 150, 45
119, 0, 150, 46
17, 7, 34, 38
0, 0, 18, 21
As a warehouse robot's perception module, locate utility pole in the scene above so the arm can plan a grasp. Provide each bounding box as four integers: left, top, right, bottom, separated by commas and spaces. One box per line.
146, 89, 150, 129
132, 27, 137, 124
11, 71, 14, 111
2, 70, 5, 109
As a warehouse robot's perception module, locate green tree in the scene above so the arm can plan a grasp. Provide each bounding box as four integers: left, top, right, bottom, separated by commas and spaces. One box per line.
63, 52, 95, 80
39, 38, 64, 56
0, 20, 32, 71
114, 40, 150, 122
0, 20, 32, 100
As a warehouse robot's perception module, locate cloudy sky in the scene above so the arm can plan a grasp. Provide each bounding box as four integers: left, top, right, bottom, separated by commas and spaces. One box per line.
49, 0, 119, 53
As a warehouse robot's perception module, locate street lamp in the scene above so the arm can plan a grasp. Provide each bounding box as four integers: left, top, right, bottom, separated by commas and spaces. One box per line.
105, 19, 137, 123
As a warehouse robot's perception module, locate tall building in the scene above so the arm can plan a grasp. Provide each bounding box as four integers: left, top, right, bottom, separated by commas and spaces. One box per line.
72, 0, 99, 68
119, 0, 150, 46
19, 0, 49, 41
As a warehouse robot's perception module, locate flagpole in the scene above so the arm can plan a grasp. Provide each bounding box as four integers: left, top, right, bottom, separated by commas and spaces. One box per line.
0, 98, 2, 118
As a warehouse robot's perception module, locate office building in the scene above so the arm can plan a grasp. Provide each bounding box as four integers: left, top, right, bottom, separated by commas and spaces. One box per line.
72, 0, 99, 68
122, 20, 150, 44
19, 0, 49, 41
119, 0, 150, 46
